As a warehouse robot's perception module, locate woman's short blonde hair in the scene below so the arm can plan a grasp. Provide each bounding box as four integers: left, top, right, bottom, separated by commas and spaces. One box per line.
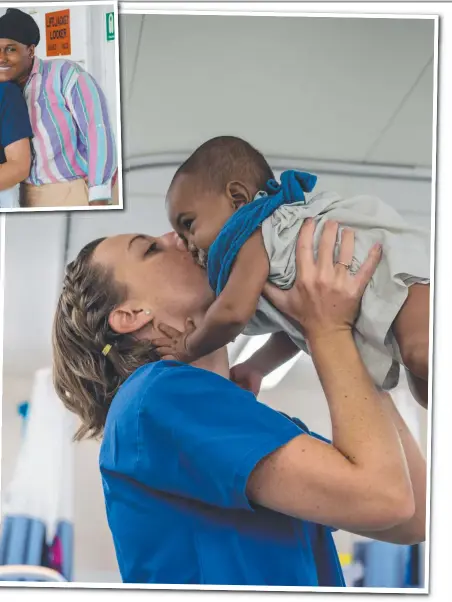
52, 238, 159, 441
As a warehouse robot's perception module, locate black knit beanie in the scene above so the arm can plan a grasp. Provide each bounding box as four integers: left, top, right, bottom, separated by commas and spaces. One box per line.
0, 8, 40, 46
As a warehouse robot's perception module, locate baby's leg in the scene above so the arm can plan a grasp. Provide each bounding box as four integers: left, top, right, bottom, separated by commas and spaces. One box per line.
405, 371, 428, 410
392, 283, 429, 407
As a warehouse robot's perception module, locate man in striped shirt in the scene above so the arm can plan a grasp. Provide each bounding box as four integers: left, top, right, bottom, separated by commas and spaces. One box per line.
0, 8, 118, 208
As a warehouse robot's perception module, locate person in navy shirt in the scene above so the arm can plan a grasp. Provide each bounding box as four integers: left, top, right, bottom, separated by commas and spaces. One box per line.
52, 221, 426, 586
0, 81, 32, 208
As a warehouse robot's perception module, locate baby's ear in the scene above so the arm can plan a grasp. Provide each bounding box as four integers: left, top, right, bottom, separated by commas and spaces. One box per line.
227, 181, 251, 210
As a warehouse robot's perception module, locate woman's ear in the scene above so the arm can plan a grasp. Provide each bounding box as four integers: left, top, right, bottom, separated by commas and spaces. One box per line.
226, 181, 253, 211
108, 303, 152, 335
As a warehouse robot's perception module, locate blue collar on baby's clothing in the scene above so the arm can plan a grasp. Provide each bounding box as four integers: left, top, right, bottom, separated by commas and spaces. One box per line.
206, 170, 317, 296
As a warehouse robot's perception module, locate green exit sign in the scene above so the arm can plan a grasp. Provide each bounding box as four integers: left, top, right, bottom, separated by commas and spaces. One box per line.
106, 12, 115, 41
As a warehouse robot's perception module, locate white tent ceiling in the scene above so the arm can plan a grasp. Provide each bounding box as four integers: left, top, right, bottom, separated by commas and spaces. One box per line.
2, 13, 436, 379
121, 14, 435, 166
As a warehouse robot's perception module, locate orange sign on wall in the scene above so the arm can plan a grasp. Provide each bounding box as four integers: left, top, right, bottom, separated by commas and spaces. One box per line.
45, 9, 71, 57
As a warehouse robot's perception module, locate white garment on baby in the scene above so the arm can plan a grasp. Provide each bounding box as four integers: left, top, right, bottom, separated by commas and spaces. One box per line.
243, 190, 430, 390
0, 184, 20, 209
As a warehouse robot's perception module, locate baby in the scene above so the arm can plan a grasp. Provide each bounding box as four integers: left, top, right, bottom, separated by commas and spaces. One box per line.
158, 136, 430, 408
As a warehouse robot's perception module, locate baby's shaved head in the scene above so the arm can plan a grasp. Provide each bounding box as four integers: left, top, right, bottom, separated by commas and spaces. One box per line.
169, 136, 274, 196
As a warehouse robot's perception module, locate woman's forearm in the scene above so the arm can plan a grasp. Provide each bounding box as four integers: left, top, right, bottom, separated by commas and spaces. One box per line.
0, 151, 30, 191
309, 331, 413, 500
352, 391, 426, 543
378, 392, 426, 541
0, 163, 27, 190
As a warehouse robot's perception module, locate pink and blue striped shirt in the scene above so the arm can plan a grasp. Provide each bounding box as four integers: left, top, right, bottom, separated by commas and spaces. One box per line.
23, 57, 117, 203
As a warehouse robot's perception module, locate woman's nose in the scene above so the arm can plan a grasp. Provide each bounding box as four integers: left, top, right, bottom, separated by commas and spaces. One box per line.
159, 231, 186, 251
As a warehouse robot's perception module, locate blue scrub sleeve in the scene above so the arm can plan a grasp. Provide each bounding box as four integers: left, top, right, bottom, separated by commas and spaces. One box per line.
134, 363, 304, 511
283, 414, 332, 445
0, 83, 33, 149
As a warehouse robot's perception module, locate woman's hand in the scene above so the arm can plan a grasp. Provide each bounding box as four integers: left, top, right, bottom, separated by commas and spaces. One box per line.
263, 219, 382, 340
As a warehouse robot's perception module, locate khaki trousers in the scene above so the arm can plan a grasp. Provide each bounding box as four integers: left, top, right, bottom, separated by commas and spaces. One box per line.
20, 179, 119, 208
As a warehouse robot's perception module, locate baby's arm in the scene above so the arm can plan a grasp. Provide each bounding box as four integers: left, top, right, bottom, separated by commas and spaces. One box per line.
184, 231, 270, 359
231, 332, 300, 395
240, 331, 299, 376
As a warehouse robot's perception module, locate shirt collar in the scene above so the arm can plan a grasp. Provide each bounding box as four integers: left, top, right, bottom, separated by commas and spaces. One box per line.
27, 56, 44, 81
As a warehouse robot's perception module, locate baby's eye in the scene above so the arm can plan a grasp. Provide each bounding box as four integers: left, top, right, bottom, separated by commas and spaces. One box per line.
183, 218, 194, 231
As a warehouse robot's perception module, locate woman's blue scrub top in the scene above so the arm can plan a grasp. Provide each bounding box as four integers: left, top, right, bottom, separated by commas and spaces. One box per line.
99, 360, 345, 586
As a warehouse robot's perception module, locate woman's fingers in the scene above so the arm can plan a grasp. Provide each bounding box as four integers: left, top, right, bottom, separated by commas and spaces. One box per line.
317, 221, 339, 271
354, 243, 382, 295
336, 228, 355, 267
262, 281, 290, 314
264, 221, 382, 337
295, 218, 316, 276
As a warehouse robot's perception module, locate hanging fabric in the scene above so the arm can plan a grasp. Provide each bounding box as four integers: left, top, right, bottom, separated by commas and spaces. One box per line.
0, 368, 75, 580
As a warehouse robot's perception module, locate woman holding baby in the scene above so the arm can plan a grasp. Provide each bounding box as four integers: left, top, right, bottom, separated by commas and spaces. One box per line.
52, 213, 426, 585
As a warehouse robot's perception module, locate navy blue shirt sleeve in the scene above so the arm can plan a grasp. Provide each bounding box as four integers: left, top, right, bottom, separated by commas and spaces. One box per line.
0, 83, 33, 150
132, 363, 306, 511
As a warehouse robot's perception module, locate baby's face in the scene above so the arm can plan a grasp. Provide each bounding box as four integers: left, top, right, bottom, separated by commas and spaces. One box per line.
167, 175, 235, 257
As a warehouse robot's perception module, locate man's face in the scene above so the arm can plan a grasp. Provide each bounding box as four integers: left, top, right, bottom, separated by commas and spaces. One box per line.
0, 39, 33, 83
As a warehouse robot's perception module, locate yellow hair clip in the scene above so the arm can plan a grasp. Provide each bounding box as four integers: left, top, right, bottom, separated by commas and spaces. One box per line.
102, 344, 112, 357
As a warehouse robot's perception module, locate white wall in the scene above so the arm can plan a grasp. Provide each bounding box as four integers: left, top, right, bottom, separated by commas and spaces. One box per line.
23, 5, 88, 65
85, 4, 119, 141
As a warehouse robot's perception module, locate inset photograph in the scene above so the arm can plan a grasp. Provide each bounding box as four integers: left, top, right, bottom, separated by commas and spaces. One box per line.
0, 3, 121, 211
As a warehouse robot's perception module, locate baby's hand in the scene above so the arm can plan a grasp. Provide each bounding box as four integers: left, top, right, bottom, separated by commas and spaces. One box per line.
188, 244, 208, 269
153, 320, 197, 363
230, 361, 264, 396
